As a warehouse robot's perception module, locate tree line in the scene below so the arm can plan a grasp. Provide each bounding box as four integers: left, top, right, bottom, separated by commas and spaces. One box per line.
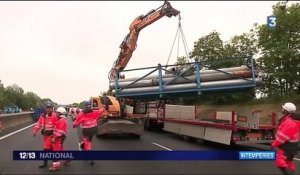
0, 80, 58, 111
0, 79, 86, 111
176, 2, 300, 105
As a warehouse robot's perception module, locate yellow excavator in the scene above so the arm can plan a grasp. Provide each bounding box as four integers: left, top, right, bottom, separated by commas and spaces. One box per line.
92, 1, 180, 138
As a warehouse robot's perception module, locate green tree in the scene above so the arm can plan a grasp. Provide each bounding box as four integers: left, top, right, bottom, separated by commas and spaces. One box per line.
220, 34, 255, 68
173, 56, 190, 73
228, 32, 258, 57
190, 30, 257, 69
0, 80, 7, 110
5, 84, 23, 107
23, 92, 42, 110
0, 80, 58, 111
176, 56, 188, 65
257, 3, 300, 97
186, 29, 259, 105
78, 101, 85, 109
190, 31, 224, 64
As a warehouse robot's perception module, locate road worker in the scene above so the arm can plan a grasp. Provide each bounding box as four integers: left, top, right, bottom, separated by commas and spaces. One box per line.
71, 108, 75, 115
271, 102, 300, 175
72, 100, 105, 165
76, 107, 81, 115
70, 107, 76, 121
72, 107, 81, 121
33, 101, 57, 168
49, 107, 68, 171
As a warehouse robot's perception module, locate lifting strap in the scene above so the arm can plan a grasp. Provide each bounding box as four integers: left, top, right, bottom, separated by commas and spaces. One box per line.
165, 15, 190, 68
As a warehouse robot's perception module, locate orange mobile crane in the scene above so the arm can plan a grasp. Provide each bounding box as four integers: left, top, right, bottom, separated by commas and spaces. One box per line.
92, 1, 180, 138
108, 0, 180, 80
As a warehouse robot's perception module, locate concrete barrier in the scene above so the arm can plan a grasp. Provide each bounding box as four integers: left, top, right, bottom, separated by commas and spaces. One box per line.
0, 112, 34, 130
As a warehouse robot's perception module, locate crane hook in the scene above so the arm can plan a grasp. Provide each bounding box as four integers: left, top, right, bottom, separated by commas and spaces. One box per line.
178, 14, 181, 27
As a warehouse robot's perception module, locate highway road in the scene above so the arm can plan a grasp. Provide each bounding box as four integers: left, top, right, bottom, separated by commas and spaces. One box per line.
0, 117, 299, 175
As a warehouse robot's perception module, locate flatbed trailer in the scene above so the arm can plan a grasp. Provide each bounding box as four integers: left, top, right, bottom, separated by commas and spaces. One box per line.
161, 105, 277, 145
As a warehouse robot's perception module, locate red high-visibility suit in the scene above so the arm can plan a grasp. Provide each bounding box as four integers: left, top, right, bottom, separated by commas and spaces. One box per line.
271, 114, 300, 172
73, 107, 105, 150
51, 115, 67, 169
33, 112, 57, 150
52, 116, 67, 151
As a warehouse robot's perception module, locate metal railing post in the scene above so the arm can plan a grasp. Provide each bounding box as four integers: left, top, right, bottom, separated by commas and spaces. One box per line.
158, 64, 163, 98
195, 62, 201, 95
115, 71, 119, 96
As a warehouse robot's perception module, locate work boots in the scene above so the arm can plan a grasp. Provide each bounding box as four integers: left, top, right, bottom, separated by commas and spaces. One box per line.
49, 161, 60, 171
80, 142, 85, 150
279, 167, 295, 175
78, 141, 84, 151
38, 160, 48, 168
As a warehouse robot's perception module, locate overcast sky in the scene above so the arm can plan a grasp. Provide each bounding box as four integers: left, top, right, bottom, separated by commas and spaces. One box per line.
0, 1, 289, 105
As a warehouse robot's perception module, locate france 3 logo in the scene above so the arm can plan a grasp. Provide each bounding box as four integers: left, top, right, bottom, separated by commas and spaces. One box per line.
267, 16, 276, 29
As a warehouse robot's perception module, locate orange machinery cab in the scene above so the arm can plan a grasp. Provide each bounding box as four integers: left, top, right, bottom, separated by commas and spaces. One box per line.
91, 96, 120, 118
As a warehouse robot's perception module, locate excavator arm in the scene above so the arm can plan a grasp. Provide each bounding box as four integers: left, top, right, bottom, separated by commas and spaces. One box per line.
108, 0, 180, 80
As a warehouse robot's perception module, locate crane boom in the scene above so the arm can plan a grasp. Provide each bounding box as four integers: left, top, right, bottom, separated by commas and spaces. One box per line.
108, 0, 180, 80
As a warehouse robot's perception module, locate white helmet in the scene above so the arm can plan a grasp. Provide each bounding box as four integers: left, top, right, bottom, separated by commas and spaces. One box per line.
56, 107, 67, 115
282, 102, 296, 113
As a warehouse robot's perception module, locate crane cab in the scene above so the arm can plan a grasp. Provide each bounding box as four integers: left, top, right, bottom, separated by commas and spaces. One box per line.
91, 96, 121, 118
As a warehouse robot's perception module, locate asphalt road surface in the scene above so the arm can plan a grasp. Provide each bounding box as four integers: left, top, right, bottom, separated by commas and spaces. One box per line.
1, 117, 299, 175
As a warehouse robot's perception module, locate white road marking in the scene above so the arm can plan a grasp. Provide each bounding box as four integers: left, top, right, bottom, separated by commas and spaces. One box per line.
152, 142, 173, 151
0, 123, 35, 140
294, 158, 300, 161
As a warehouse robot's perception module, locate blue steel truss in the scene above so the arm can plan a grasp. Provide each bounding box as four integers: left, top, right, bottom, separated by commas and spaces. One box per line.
112, 57, 259, 99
